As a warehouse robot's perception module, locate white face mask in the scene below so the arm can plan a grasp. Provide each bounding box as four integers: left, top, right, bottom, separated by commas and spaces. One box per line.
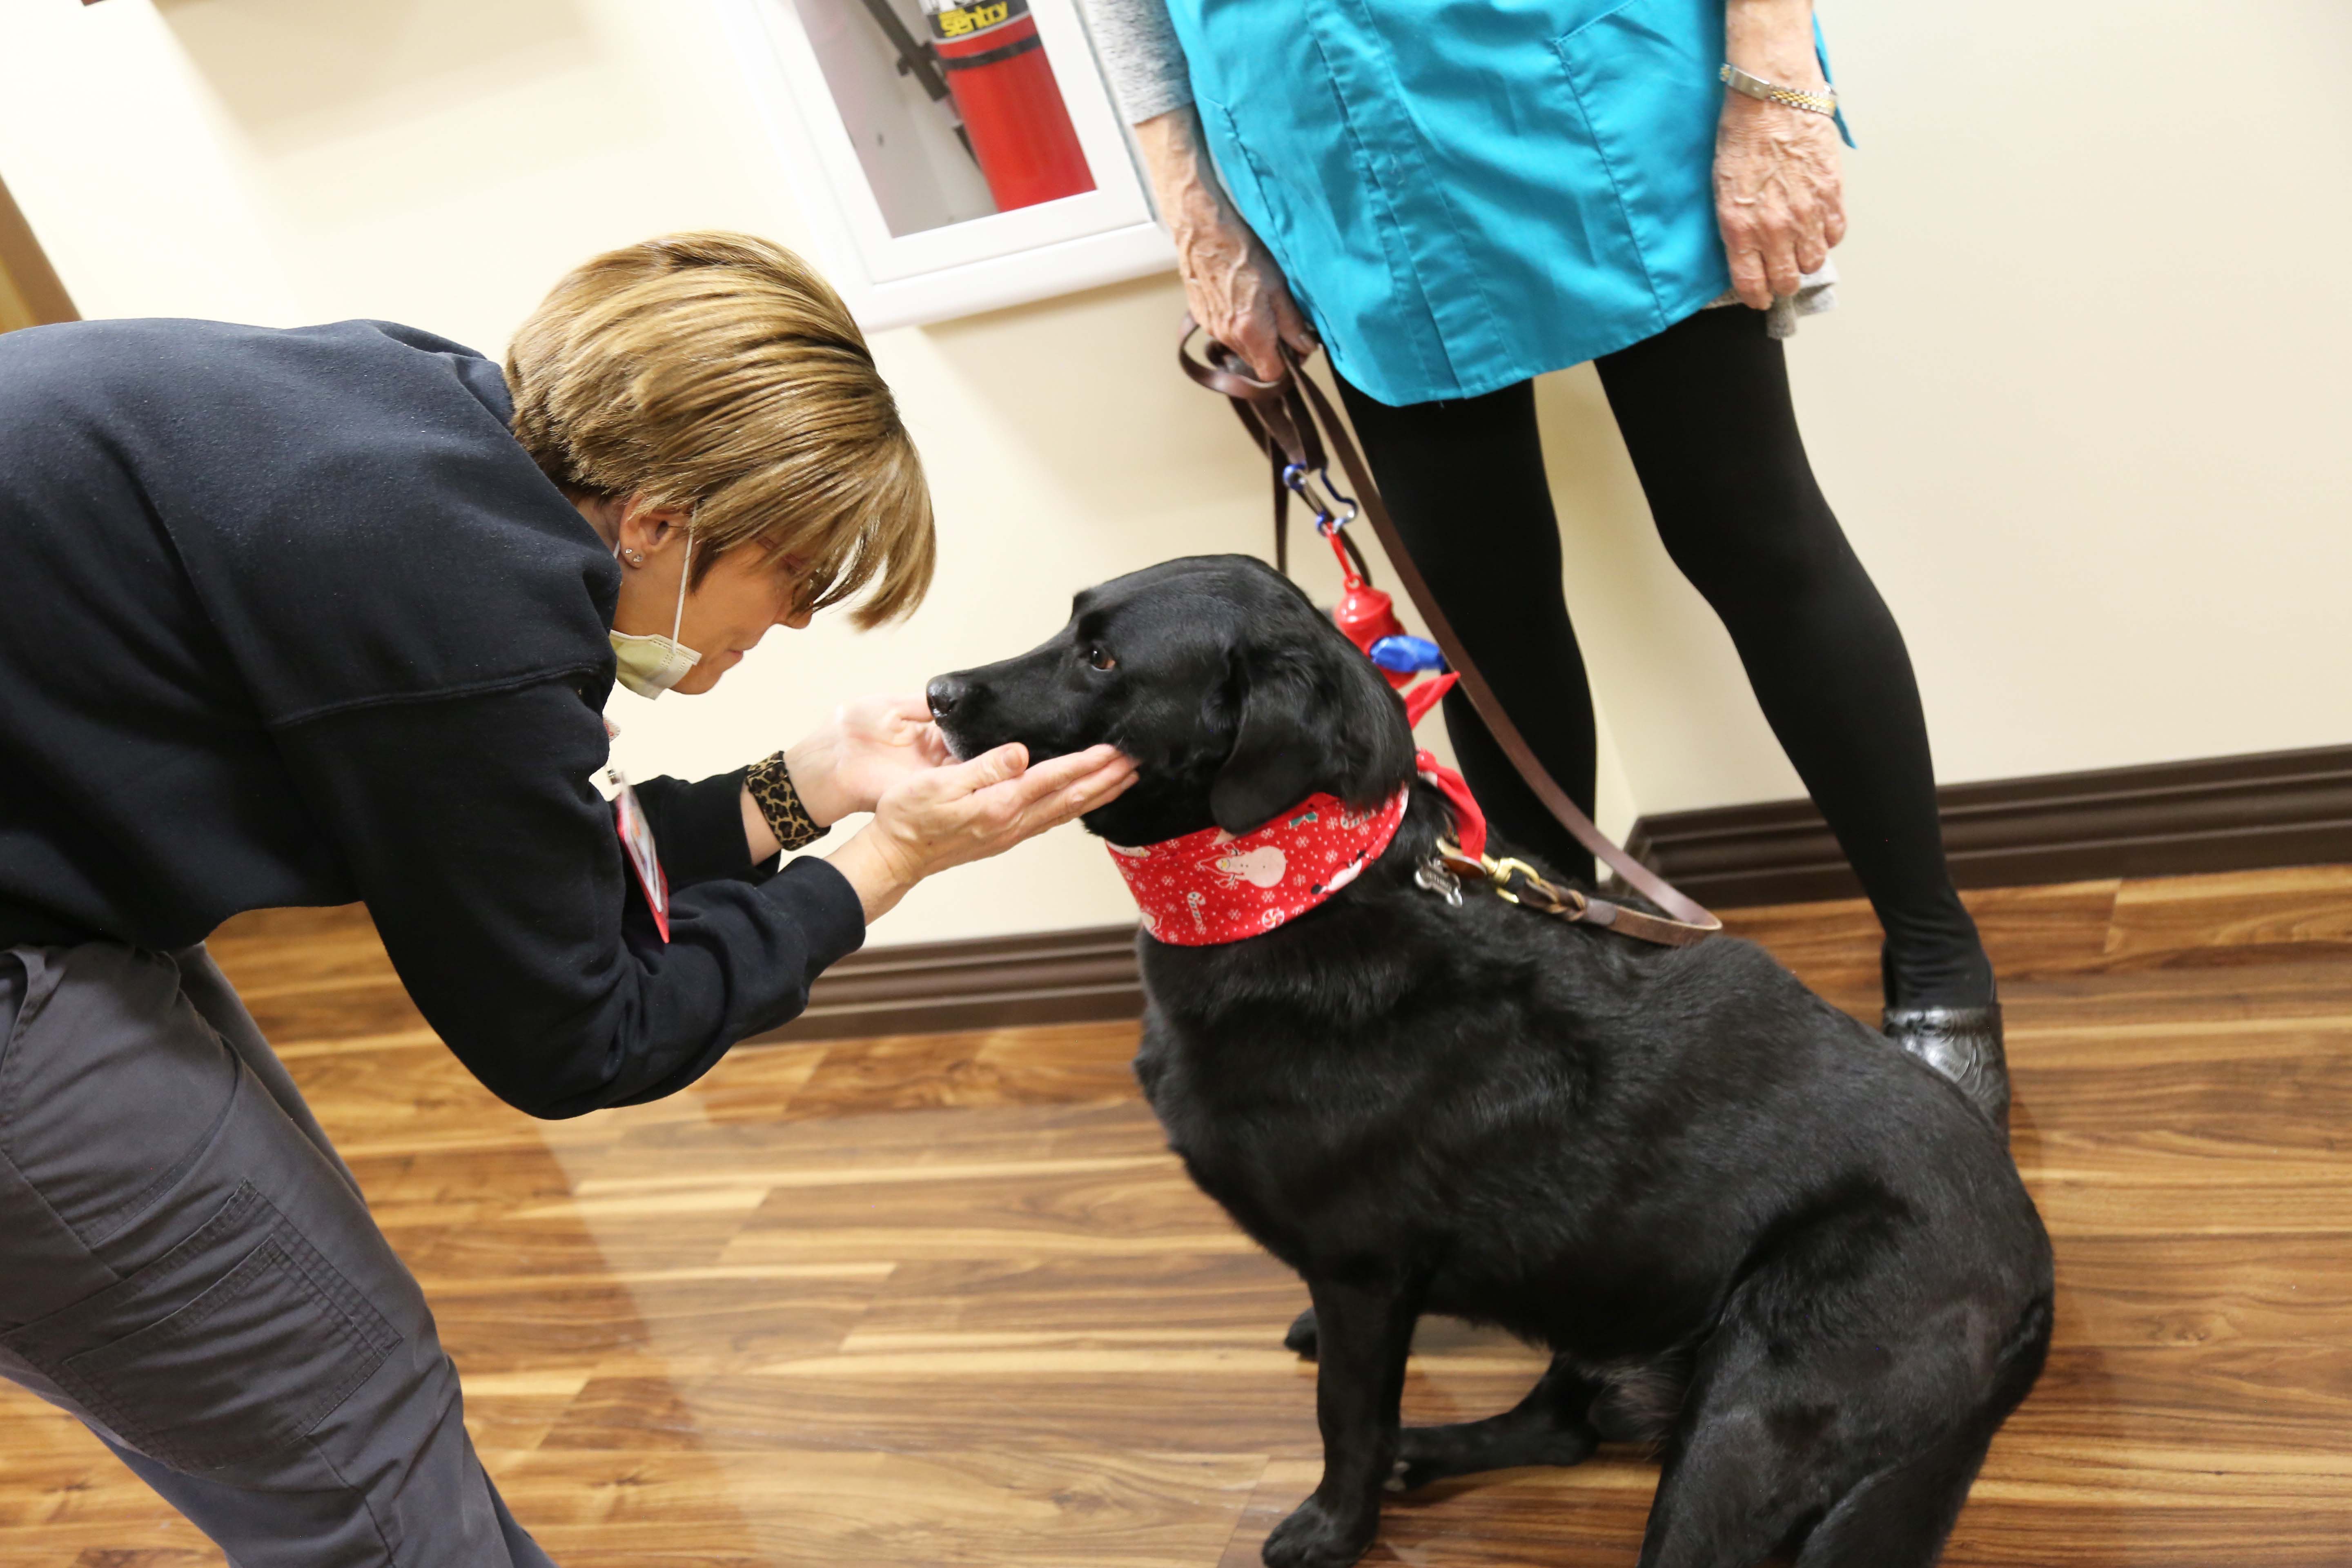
608, 530, 703, 699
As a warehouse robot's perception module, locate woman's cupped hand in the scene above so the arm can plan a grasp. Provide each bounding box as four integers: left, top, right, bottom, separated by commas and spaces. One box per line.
827, 741, 1138, 922
786, 694, 955, 827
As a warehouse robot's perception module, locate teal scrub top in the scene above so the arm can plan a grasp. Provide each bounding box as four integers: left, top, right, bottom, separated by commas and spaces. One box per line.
1164, 0, 1847, 406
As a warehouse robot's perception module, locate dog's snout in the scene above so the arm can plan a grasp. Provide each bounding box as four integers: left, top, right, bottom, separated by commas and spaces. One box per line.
925, 674, 969, 719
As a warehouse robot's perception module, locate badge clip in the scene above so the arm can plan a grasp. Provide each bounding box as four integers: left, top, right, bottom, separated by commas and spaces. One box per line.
608, 768, 670, 942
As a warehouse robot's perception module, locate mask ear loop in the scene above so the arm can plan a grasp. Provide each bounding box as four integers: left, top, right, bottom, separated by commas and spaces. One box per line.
670, 530, 693, 644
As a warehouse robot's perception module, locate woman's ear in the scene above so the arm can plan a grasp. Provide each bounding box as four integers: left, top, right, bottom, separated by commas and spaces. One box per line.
1208, 644, 1413, 836
617, 497, 695, 559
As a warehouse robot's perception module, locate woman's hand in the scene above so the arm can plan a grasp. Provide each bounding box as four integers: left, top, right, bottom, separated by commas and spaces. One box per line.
785, 695, 951, 827
825, 743, 1139, 922
1715, 0, 1845, 310
1135, 107, 1318, 380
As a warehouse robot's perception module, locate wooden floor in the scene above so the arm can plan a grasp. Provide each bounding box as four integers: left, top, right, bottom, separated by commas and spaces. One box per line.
6, 866, 2352, 1566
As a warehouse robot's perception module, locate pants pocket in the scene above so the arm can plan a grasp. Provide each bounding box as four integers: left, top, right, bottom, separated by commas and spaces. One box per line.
0, 945, 240, 1250
1, 1181, 402, 1472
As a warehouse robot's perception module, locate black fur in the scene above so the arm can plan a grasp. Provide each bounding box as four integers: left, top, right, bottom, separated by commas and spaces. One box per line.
931, 556, 2052, 1568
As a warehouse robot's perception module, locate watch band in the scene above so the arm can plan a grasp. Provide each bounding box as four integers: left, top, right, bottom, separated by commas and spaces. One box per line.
1719, 62, 1838, 117
744, 751, 825, 853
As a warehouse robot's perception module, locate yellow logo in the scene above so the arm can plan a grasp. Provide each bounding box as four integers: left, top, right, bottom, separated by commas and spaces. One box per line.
933, 1, 1010, 37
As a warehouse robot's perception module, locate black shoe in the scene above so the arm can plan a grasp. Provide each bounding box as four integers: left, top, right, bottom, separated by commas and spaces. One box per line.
1883, 1004, 2009, 1135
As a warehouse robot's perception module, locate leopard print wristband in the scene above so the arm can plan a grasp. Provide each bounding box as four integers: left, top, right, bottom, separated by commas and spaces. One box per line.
744, 751, 824, 852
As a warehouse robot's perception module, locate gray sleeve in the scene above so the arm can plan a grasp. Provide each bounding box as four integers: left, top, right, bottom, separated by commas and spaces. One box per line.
1080, 0, 1194, 124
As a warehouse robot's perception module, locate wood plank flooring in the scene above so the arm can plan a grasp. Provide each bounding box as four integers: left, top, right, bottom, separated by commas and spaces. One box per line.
5, 866, 2351, 1565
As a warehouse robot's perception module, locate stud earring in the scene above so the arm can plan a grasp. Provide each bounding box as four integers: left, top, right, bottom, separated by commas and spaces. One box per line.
623, 549, 645, 566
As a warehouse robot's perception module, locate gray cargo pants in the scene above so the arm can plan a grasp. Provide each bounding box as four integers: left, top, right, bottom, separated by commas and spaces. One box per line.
0, 942, 555, 1567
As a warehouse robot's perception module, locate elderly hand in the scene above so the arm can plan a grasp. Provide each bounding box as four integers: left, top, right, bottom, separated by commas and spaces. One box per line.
826, 743, 1139, 922
1714, 0, 1846, 311
1136, 107, 1319, 381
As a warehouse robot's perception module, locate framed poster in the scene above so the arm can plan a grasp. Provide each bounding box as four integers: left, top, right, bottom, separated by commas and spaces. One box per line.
711, 0, 1172, 330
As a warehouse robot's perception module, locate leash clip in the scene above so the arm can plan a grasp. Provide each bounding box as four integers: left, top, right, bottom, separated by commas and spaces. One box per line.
1487, 856, 1588, 919
1437, 838, 1590, 921
1281, 461, 1361, 536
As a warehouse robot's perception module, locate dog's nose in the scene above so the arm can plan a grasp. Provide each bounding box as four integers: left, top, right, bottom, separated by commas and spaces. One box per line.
925, 674, 968, 719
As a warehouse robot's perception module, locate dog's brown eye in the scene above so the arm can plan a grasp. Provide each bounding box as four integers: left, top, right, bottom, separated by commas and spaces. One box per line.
1085, 644, 1117, 672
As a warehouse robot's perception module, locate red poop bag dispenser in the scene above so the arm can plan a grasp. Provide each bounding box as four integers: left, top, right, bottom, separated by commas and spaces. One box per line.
1327, 532, 1448, 688
1325, 529, 1414, 688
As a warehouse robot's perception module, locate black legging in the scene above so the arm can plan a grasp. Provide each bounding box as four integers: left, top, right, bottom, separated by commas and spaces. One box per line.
1336, 304, 1993, 1009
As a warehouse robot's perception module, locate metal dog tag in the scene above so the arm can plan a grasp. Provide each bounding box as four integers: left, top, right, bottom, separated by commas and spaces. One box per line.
1415, 857, 1463, 906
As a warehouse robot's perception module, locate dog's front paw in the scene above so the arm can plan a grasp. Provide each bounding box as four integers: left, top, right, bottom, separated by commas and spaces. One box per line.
1389, 1429, 1473, 1494
1388, 1448, 1440, 1494
1262, 1494, 1376, 1568
1389, 1419, 1597, 1492
1283, 1305, 1319, 1360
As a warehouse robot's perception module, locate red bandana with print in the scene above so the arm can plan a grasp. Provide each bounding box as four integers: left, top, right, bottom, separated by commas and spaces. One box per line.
1109, 786, 1410, 946
1109, 673, 1487, 947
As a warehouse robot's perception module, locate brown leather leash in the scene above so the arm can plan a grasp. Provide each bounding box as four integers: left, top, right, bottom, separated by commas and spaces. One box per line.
1178, 318, 1721, 947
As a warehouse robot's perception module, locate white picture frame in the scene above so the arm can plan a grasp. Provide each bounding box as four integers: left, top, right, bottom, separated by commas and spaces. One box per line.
710, 0, 1174, 331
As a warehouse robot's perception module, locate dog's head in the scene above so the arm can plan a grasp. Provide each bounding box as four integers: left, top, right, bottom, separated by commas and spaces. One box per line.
927, 555, 1414, 845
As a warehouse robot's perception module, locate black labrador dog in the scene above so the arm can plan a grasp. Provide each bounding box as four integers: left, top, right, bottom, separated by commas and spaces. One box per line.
928, 556, 2051, 1568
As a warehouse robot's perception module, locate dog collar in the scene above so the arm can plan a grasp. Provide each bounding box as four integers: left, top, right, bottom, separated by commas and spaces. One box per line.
1399, 674, 1486, 861
1414, 750, 1485, 864
1109, 786, 1410, 946
1109, 749, 1487, 947
1109, 672, 1486, 947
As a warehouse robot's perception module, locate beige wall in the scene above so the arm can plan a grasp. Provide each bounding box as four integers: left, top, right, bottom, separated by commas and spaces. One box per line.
1541, 0, 2352, 814
3, 0, 2345, 947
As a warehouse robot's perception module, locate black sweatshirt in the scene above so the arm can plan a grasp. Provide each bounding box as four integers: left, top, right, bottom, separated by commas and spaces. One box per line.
0, 318, 865, 1116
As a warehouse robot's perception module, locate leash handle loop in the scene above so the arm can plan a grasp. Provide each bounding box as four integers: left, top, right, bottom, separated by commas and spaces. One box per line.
1180, 315, 1721, 947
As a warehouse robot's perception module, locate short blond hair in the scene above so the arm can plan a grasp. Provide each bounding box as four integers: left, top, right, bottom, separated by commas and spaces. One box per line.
507, 232, 933, 627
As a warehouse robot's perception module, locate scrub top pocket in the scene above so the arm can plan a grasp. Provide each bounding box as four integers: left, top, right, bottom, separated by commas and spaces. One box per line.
1195, 88, 1456, 403
1553, 0, 1736, 338
1167, 0, 1840, 401
1195, 95, 1318, 319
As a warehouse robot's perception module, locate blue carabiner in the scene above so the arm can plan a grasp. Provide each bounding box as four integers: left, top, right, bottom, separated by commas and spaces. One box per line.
1283, 462, 1360, 536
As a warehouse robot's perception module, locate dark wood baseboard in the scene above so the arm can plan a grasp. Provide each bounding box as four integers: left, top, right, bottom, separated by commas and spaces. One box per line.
1622, 742, 2352, 909
765, 744, 2352, 1041
759, 924, 1143, 1042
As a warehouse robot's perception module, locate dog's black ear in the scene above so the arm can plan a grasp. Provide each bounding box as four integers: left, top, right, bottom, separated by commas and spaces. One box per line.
1209, 642, 1414, 836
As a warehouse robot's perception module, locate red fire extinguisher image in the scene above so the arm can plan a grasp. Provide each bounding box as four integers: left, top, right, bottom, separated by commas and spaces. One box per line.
924, 0, 1095, 211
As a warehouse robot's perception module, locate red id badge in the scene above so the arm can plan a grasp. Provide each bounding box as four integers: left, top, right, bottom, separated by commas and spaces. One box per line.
607, 768, 670, 942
